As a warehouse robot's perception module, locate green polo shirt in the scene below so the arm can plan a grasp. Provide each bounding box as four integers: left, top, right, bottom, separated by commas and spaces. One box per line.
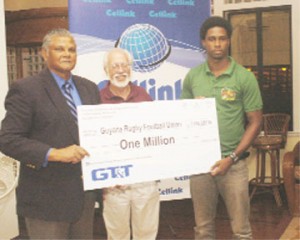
181, 57, 263, 155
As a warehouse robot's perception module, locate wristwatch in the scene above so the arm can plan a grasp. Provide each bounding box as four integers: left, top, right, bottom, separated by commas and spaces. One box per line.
229, 152, 239, 163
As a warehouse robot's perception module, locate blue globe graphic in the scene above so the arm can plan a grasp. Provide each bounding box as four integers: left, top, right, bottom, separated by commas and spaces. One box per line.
116, 24, 171, 73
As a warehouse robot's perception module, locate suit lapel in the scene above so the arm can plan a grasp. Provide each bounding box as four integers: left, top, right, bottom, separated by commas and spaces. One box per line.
41, 69, 79, 143
74, 77, 91, 105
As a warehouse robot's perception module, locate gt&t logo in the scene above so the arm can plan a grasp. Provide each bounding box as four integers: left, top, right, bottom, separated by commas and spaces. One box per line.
91, 164, 133, 181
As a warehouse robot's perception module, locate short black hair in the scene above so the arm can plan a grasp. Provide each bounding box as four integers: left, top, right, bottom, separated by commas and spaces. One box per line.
200, 16, 232, 40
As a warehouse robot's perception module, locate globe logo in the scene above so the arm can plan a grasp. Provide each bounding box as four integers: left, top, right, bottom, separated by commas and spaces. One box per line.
115, 24, 171, 73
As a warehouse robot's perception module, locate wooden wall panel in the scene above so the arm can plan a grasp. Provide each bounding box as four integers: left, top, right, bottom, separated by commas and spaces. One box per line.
5, 7, 68, 46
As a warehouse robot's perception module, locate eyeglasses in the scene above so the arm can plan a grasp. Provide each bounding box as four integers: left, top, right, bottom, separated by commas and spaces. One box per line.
110, 62, 130, 70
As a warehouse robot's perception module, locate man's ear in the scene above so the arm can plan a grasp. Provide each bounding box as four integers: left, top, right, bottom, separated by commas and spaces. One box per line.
41, 48, 48, 62
201, 39, 206, 50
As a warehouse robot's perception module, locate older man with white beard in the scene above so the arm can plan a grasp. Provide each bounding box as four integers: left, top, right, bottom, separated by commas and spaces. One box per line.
99, 48, 160, 240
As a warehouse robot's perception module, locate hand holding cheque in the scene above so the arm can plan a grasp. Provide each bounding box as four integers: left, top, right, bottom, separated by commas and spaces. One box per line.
78, 98, 221, 190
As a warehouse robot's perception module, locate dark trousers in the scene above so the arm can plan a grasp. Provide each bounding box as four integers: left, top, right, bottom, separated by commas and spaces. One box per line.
25, 191, 96, 239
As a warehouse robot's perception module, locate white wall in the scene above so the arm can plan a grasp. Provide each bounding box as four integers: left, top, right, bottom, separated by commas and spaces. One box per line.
0, 0, 8, 121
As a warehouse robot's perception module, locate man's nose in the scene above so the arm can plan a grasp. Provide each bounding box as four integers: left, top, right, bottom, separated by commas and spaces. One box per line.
214, 39, 221, 46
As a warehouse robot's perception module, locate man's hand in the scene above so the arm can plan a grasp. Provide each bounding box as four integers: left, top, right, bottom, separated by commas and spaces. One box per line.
210, 157, 233, 176
48, 145, 90, 164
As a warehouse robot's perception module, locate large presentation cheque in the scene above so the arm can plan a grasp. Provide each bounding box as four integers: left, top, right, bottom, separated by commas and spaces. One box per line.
78, 98, 221, 191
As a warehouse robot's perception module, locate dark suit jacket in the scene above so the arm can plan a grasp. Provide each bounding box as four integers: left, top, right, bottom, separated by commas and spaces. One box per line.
0, 68, 100, 222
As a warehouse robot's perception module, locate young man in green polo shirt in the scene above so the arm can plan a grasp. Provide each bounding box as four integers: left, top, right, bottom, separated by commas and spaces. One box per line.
181, 16, 263, 239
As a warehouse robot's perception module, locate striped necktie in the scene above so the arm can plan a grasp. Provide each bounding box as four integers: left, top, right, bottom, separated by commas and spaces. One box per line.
62, 82, 78, 124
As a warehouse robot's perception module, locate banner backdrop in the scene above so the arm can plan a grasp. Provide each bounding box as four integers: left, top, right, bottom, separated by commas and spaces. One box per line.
69, 0, 211, 200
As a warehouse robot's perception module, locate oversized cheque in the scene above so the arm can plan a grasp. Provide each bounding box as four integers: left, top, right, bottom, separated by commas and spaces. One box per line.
78, 98, 221, 190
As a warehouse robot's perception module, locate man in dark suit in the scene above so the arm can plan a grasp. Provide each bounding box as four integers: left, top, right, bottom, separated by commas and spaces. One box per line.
0, 29, 100, 239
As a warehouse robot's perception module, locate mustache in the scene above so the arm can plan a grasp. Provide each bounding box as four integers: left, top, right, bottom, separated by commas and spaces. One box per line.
113, 73, 129, 78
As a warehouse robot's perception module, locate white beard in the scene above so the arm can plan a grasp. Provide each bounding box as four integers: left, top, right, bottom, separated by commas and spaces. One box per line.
110, 73, 131, 88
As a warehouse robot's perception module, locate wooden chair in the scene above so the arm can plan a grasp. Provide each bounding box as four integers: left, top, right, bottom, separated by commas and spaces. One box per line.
263, 113, 290, 149
282, 141, 300, 216
250, 113, 290, 206
261, 113, 291, 179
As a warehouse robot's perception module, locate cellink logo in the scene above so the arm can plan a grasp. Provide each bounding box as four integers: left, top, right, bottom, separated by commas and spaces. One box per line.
91, 164, 133, 181
115, 24, 171, 73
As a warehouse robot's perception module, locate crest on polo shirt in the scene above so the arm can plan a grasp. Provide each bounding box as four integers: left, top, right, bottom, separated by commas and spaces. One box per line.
221, 87, 236, 101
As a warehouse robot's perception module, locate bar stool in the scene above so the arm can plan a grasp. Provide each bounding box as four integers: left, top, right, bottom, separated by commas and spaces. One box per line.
249, 113, 290, 207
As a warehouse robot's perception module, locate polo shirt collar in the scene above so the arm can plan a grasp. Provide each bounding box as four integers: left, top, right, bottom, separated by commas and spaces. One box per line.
205, 56, 236, 76
102, 82, 138, 101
